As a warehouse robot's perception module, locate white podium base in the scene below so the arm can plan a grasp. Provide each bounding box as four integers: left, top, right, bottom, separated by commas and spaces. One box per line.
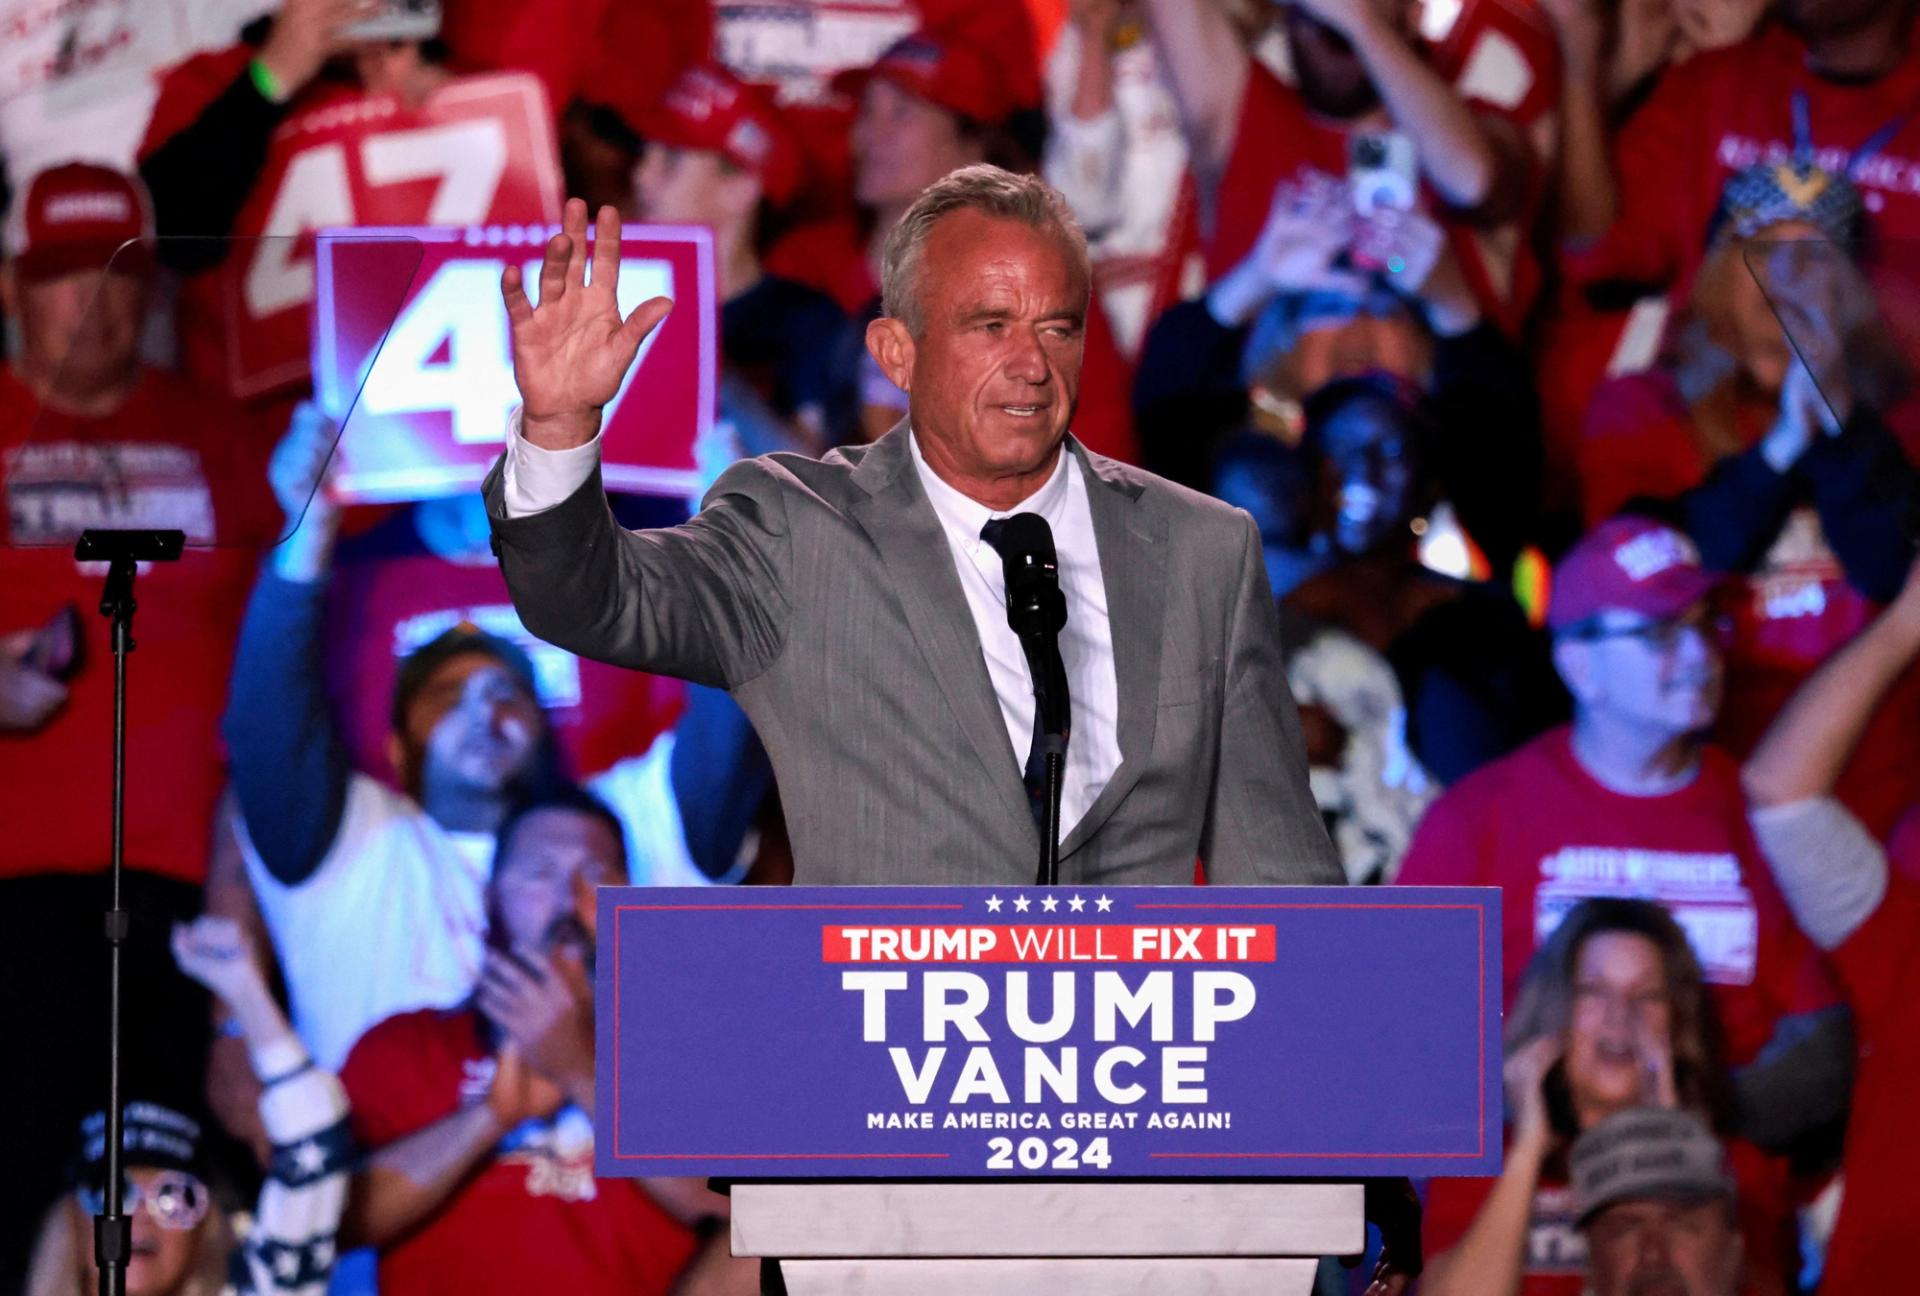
778, 1257, 1320, 1295
732, 1181, 1364, 1258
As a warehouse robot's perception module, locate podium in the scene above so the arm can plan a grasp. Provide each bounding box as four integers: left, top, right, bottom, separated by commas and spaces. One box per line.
731, 1181, 1360, 1293
593, 885, 1500, 1291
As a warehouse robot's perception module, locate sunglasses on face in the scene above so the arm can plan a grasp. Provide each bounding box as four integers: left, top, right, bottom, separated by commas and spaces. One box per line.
77, 1170, 210, 1231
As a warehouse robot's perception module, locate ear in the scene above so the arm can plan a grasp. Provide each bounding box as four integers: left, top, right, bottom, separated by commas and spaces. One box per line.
866, 315, 916, 395
1552, 636, 1599, 705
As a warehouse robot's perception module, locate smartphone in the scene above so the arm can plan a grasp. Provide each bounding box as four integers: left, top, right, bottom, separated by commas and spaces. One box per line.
1348, 131, 1419, 217
22, 603, 82, 681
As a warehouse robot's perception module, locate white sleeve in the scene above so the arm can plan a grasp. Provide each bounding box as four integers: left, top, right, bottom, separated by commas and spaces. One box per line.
231, 1038, 351, 1296
589, 735, 731, 887
502, 407, 604, 518
1041, 25, 1128, 236
1748, 796, 1890, 951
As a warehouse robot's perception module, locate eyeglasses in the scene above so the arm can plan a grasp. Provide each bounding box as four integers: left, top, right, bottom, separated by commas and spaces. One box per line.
77, 1171, 210, 1231
1563, 610, 1732, 653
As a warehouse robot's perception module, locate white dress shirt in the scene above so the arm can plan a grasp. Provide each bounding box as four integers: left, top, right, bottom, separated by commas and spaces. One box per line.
501, 413, 1122, 834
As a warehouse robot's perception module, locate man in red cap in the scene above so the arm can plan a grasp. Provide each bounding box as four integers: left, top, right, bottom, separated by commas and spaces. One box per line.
629, 62, 860, 449
0, 161, 274, 1283
1395, 517, 1834, 1073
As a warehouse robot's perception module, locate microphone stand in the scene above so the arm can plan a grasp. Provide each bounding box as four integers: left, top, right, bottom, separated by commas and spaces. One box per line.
1037, 738, 1064, 889
76, 527, 184, 1296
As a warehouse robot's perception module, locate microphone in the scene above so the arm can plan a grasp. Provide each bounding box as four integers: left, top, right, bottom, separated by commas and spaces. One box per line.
987, 513, 1071, 887
993, 512, 1067, 643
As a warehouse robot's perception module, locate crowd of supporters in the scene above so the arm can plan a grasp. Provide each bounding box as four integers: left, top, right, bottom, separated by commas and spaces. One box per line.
3, 0, 1919, 1291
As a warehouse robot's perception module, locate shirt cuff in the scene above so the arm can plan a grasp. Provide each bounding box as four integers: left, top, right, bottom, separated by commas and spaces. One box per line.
503, 406, 603, 518
249, 1034, 311, 1084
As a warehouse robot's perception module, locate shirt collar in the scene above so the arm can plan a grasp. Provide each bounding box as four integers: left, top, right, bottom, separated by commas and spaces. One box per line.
908, 429, 1074, 551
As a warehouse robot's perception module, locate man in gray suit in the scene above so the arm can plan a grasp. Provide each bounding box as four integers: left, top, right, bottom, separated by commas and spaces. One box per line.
482, 165, 1340, 889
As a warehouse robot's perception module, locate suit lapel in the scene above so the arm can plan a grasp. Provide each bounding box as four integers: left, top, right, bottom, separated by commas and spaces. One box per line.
1060, 442, 1166, 862
847, 426, 1038, 841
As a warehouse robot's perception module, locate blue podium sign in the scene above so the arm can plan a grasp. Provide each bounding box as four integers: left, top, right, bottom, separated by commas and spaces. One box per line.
595, 885, 1501, 1180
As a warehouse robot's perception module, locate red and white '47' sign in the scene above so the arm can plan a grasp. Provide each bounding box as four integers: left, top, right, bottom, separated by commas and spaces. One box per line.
185, 71, 562, 399
314, 224, 716, 504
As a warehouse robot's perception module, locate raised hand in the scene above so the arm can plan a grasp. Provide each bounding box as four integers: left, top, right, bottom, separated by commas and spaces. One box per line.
486, 1043, 566, 1128
1504, 1034, 1565, 1155
0, 629, 68, 733
477, 947, 596, 1108
256, 0, 382, 101
502, 199, 673, 450
172, 917, 270, 1008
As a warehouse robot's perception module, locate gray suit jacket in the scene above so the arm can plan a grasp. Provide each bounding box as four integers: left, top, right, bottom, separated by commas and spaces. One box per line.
483, 427, 1340, 887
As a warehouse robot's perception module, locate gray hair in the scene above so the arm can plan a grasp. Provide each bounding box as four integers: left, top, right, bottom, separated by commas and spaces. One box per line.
879, 165, 1089, 336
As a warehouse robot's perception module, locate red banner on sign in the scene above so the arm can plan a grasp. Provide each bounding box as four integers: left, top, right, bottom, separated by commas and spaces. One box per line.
185, 71, 562, 399
315, 224, 715, 502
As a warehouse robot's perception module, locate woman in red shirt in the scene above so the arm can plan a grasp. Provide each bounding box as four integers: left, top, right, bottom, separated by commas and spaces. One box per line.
1420, 897, 1794, 1295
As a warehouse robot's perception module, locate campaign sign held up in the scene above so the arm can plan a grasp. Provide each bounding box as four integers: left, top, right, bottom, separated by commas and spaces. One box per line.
314, 223, 715, 504
596, 886, 1501, 1179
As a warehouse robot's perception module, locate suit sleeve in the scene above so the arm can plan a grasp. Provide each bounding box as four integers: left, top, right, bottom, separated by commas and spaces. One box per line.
1202, 512, 1343, 885
482, 454, 794, 689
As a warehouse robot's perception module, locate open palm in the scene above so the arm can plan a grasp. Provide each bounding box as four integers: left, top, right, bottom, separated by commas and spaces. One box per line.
503, 198, 673, 447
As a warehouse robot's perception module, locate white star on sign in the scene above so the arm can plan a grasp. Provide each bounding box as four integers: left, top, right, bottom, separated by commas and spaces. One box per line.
1068, 894, 1086, 912
985, 894, 1003, 912
292, 1140, 325, 1177
1041, 895, 1059, 912
1013, 894, 1032, 912
1095, 894, 1114, 912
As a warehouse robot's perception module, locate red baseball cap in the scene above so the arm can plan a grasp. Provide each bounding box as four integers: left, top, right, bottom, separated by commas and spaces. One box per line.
634, 63, 806, 206
1546, 516, 1721, 631
832, 30, 1013, 127
6, 162, 155, 282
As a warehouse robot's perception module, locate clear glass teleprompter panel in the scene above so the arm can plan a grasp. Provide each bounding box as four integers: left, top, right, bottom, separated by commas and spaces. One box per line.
1744, 235, 1920, 440
8, 233, 422, 550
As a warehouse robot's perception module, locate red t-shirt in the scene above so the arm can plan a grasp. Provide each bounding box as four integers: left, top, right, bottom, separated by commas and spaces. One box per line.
1567, 25, 1920, 297
321, 549, 682, 784
1577, 370, 1920, 839
1817, 863, 1920, 1291
1209, 25, 1557, 336
1394, 728, 1834, 1065
341, 1006, 700, 1295
0, 366, 273, 884
1423, 1135, 1794, 1292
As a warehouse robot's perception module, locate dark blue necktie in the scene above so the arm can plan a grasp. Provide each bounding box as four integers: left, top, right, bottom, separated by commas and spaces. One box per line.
980, 517, 1070, 829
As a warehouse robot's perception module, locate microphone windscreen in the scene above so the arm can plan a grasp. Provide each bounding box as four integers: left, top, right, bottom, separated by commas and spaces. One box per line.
997, 512, 1057, 566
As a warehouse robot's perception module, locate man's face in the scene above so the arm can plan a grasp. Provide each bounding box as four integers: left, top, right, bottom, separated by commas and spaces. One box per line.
632, 144, 751, 229
1557, 602, 1724, 737
1585, 1197, 1742, 1296
400, 653, 545, 798
880, 210, 1088, 488
9, 266, 146, 396
491, 807, 626, 956
851, 79, 982, 210
1316, 395, 1418, 555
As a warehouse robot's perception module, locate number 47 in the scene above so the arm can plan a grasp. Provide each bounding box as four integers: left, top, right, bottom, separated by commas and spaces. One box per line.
356, 252, 674, 446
